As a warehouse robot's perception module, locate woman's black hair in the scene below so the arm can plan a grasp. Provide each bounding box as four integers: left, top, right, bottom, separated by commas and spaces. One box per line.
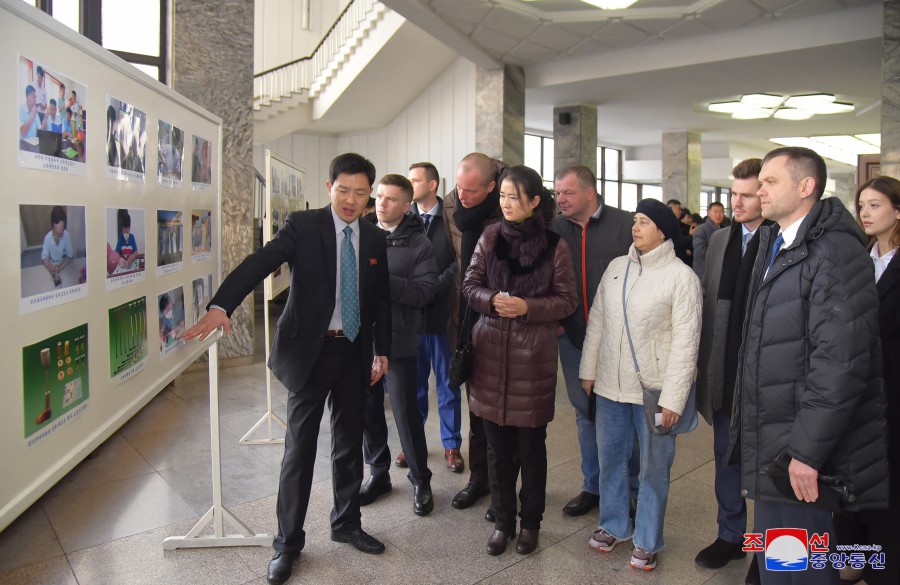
498, 165, 556, 223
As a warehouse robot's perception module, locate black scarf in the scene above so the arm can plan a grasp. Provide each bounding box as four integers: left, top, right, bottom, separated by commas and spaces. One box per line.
454, 189, 499, 343
720, 221, 768, 411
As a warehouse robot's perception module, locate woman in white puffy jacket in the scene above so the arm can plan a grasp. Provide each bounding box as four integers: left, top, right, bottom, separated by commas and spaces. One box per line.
579, 198, 702, 572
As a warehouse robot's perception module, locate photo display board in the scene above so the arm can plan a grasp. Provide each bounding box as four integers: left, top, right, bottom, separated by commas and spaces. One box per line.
264, 150, 306, 300
1, 0, 222, 531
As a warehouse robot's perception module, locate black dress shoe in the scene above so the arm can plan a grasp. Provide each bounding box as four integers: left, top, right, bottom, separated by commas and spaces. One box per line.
358, 474, 392, 506
486, 529, 513, 555
413, 484, 434, 517
267, 552, 297, 585
695, 537, 746, 569
452, 482, 489, 509
562, 491, 599, 517
516, 528, 539, 554
331, 528, 385, 554
484, 507, 495, 522
745, 556, 761, 585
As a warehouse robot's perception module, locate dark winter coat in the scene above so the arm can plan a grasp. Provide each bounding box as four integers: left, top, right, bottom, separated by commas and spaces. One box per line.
462, 218, 578, 428
875, 251, 900, 513
412, 198, 456, 335
551, 202, 633, 349
728, 198, 889, 510
377, 212, 438, 358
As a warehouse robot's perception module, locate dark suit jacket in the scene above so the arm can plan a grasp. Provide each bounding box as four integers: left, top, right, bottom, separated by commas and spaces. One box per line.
412, 198, 456, 335
876, 252, 900, 497
209, 205, 391, 392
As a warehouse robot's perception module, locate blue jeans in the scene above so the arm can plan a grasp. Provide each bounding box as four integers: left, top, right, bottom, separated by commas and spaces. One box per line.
416, 333, 461, 449
596, 394, 676, 554
558, 334, 600, 495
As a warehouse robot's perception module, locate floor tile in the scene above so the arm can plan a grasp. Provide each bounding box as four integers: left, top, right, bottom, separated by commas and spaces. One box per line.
0, 504, 64, 573
0, 554, 77, 585
43, 473, 197, 553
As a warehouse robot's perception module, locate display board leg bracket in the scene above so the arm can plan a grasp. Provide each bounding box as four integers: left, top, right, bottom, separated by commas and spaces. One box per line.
239, 297, 285, 446
163, 334, 272, 550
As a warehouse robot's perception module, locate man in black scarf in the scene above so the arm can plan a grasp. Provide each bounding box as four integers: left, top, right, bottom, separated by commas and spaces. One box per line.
694, 158, 770, 585
442, 153, 504, 514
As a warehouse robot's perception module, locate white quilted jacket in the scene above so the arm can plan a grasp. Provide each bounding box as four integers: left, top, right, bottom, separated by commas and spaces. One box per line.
579, 239, 702, 414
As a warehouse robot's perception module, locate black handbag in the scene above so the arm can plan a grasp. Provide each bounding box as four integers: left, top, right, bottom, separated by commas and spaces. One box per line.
449, 306, 475, 387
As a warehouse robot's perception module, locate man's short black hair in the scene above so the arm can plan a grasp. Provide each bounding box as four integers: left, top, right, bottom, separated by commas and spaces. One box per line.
762, 146, 828, 200
708, 201, 725, 210
329, 152, 376, 187
667, 199, 682, 207
50, 205, 66, 227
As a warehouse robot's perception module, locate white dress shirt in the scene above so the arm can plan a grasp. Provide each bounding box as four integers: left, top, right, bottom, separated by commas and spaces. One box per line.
871, 243, 897, 283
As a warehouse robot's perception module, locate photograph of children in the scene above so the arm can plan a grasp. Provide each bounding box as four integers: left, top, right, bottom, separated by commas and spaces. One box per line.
105, 208, 146, 290
156, 210, 183, 276
158, 119, 184, 188
17, 55, 87, 174
20, 204, 88, 314
190, 209, 212, 263
158, 287, 185, 360
22, 323, 89, 447
106, 95, 147, 183
108, 297, 148, 384
191, 135, 212, 189
191, 274, 213, 325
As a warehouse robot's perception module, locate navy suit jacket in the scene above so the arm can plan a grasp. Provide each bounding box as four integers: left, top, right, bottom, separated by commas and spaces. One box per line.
209, 205, 391, 392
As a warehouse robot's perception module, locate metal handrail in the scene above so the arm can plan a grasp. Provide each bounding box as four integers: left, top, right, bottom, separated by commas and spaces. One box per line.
254, 0, 380, 108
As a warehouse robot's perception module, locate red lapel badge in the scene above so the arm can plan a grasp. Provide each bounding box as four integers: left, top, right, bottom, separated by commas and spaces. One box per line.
369, 258, 377, 266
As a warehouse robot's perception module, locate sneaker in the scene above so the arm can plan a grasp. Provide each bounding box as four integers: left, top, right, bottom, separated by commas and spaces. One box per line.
630, 547, 657, 571
588, 528, 629, 553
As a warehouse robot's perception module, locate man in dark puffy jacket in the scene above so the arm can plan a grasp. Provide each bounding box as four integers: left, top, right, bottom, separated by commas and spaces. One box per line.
361, 174, 438, 517
728, 147, 889, 585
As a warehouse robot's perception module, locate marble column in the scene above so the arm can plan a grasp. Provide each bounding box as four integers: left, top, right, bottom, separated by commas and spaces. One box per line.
882, 0, 900, 178
173, 0, 255, 364
475, 65, 525, 166
831, 172, 857, 214
553, 104, 598, 177
661, 131, 701, 214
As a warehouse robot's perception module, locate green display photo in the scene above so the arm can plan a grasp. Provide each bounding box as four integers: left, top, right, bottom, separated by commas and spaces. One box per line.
108, 297, 148, 381
22, 323, 89, 442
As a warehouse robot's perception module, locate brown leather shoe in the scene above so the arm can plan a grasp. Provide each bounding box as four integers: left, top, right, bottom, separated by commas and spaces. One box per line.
486, 529, 513, 555
445, 448, 465, 473
516, 528, 539, 554
394, 451, 407, 468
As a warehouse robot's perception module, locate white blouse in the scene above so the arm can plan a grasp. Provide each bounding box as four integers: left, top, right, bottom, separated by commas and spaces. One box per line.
870, 243, 897, 283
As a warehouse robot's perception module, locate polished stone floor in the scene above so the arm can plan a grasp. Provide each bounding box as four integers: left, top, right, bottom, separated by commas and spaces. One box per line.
0, 309, 768, 585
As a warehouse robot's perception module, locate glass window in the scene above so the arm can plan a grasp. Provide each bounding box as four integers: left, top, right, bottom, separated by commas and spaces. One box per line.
641, 184, 663, 202
542, 138, 554, 181
102, 0, 160, 56
524, 135, 542, 176
131, 63, 159, 79
621, 183, 638, 212
52, 0, 79, 32
604, 148, 619, 181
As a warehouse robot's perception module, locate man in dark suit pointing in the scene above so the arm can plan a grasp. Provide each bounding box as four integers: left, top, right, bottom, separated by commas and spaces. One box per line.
185, 152, 392, 585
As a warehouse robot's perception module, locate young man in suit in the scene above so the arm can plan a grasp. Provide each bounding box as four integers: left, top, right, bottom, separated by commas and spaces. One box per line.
185, 153, 392, 585
694, 158, 768, 585
406, 161, 465, 473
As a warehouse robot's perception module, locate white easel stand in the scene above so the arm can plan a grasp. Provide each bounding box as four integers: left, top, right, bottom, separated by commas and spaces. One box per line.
239, 297, 286, 445
164, 331, 274, 550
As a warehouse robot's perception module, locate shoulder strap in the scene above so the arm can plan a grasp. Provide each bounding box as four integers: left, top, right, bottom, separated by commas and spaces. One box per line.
621, 261, 645, 388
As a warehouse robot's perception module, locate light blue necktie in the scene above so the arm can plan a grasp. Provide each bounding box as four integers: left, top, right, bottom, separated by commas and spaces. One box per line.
768, 233, 785, 269
742, 232, 752, 256
340, 226, 359, 342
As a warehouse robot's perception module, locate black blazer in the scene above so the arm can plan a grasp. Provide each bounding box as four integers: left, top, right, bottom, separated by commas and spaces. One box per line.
412, 198, 456, 334
209, 206, 391, 392
877, 252, 900, 494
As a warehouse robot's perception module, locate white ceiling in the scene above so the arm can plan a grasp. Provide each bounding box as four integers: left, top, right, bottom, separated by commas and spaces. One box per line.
382, 0, 885, 172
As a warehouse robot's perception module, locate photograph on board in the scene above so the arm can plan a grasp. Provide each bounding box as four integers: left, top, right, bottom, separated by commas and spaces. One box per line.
106, 95, 147, 182
109, 297, 148, 383
157, 119, 183, 188
22, 323, 89, 446
106, 208, 146, 289
156, 210, 183, 276
158, 286, 185, 360
17, 55, 87, 174
190, 209, 211, 263
191, 135, 212, 189
191, 274, 212, 325
20, 204, 87, 314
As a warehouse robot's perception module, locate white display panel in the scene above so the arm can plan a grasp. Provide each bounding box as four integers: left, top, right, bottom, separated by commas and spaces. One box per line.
263, 150, 306, 300
0, 0, 222, 531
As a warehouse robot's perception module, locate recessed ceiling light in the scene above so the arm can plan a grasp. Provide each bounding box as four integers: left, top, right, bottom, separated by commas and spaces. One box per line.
580, 0, 640, 9
773, 108, 814, 121
856, 134, 881, 148
770, 134, 881, 166
740, 94, 784, 108
732, 108, 773, 120
708, 93, 854, 120
708, 102, 742, 114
